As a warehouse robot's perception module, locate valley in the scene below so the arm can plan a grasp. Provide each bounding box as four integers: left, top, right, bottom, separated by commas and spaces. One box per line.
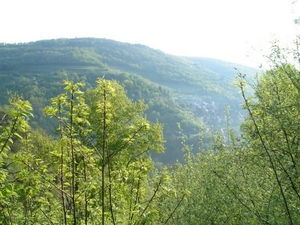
0, 38, 258, 163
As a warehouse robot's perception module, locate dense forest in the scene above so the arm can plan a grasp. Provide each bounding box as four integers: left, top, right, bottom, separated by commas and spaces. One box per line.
0, 38, 257, 163
1, 37, 300, 224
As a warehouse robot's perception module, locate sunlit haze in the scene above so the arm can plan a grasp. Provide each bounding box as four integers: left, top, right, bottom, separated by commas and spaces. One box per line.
1, 0, 299, 67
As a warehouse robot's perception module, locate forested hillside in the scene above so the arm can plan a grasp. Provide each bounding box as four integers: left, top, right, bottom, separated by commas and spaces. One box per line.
0, 38, 257, 163
1, 37, 300, 224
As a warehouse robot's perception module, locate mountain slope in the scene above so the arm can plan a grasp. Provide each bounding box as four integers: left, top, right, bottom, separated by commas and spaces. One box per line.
0, 38, 258, 163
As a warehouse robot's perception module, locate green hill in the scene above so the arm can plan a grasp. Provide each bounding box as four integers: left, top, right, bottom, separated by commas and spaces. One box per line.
0, 38, 258, 163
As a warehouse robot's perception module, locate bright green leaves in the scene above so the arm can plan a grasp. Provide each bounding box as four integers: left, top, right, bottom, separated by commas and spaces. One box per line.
83, 78, 167, 224
0, 93, 33, 160
234, 62, 300, 224
44, 78, 169, 224
0, 78, 185, 224
166, 58, 300, 224
86, 78, 164, 159
0, 94, 33, 154
0, 94, 34, 224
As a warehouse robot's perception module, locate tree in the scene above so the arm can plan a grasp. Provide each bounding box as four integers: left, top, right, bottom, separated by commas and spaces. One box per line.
0, 94, 33, 223
167, 39, 300, 224
43, 78, 181, 224
235, 56, 300, 223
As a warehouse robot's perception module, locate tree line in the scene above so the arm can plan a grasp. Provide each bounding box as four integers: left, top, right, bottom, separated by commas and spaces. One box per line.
1, 40, 300, 224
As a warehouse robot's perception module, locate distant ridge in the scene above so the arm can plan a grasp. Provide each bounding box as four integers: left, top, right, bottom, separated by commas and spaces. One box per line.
0, 37, 258, 163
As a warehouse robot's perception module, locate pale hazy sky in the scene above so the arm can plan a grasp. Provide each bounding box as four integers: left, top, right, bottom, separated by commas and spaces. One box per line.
1, 0, 299, 67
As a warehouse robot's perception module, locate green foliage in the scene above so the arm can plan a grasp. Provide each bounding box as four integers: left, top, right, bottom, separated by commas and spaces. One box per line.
174, 63, 300, 224
0, 79, 188, 224
161, 39, 300, 224
0, 37, 256, 163
235, 62, 300, 224
2, 37, 300, 224
0, 95, 33, 224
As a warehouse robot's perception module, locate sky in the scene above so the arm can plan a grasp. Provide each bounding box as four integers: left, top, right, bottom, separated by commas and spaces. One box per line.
1, 0, 299, 67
